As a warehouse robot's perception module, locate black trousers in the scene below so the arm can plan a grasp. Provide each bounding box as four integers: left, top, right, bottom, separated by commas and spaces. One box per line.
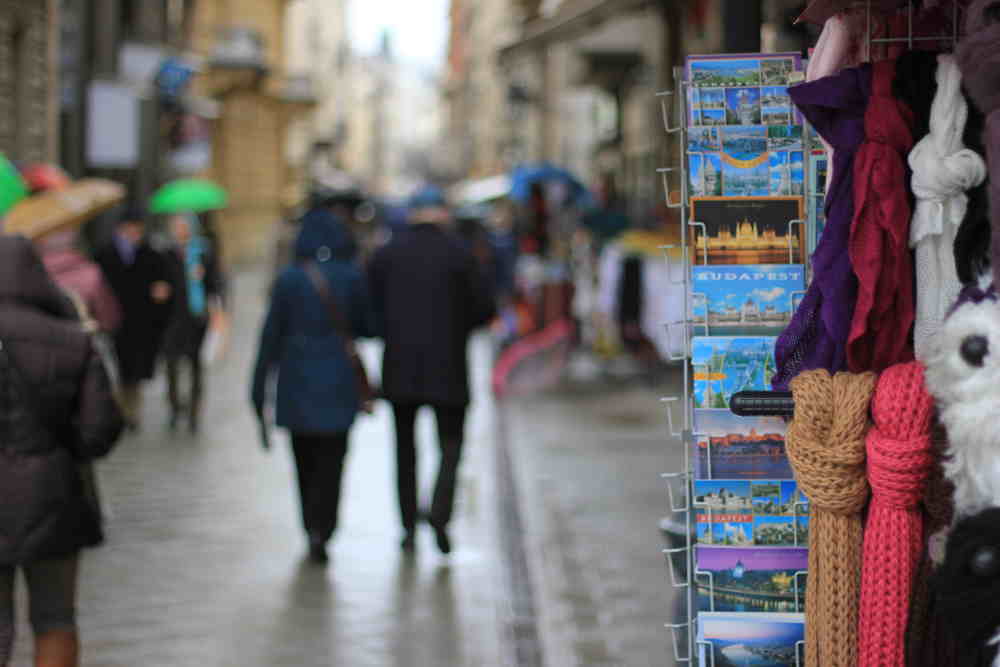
391, 402, 467, 534
165, 320, 208, 427
291, 433, 349, 543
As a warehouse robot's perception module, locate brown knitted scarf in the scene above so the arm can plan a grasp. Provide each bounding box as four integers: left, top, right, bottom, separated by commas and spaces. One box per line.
787, 369, 877, 667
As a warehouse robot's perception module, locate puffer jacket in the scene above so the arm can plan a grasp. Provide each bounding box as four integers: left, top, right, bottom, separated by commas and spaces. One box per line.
0, 236, 124, 565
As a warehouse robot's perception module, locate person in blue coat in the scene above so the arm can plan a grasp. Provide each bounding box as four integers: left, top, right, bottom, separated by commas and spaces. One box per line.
251, 208, 373, 563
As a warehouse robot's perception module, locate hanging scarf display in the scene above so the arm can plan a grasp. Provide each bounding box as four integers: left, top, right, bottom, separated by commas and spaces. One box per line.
773, 65, 872, 389
847, 59, 917, 374
909, 54, 988, 360
786, 369, 876, 667
857, 361, 935, 667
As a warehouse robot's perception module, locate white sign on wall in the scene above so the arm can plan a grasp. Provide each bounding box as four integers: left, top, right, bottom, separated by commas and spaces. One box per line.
86, 81, 140, 168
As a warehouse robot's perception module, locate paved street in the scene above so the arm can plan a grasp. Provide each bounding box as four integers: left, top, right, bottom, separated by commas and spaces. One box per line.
10, 268, 504, 667
7, 268, 682, 667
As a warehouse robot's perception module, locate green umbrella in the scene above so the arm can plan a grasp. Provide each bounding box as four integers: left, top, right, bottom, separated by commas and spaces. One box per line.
0, 154, 27, 217
150, 179, 228, 215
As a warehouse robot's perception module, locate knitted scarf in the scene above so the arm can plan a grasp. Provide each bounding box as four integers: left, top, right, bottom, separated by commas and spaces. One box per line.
787, 369, 877, 667
909, 55, 988, 360
847, 59, 917, 374
933, 507, 1000, 667
858, 361, 935, 667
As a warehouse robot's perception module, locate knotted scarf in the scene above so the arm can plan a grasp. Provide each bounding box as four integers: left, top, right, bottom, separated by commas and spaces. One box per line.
787, 369, 877, 667
847, 59, 917, 374
933, 507, 1000, 667
909, 55, 988, 360
958, 0, 1000, 280
858, 361, 935, 667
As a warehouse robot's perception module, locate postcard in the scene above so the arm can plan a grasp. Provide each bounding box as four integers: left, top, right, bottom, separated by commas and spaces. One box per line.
690, 57, 763, 88
723, 160, 770, 197
690, 154, 723, 198
692, 264, 805, 336
721, 126, 768, 162
696, 546, 807, 613
760, 86, 790, 108
689, 127, 722, 153
692, 409, 790, 480
767, 125, 802, 151
726, 87, 762, 125
687, 53, 803, 88
692, 336, 777, 409
694, 479, 809, 547
808, 151, 829, 253
768, 151, 805, 196
690, 197, 805, 265
697, 612, 806, 667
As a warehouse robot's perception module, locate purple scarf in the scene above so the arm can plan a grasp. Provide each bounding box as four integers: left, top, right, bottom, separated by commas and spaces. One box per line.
772, 64, 873, 389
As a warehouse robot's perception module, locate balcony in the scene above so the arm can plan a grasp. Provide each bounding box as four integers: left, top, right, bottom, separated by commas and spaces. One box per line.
210, 27, 269, 73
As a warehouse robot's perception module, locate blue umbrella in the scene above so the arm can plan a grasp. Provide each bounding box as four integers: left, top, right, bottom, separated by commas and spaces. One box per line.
508, 163, 592, 205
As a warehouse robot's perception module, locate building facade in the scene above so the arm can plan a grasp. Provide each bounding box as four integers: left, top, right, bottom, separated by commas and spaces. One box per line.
190, 0, 314, 263
0, 0, 59, 165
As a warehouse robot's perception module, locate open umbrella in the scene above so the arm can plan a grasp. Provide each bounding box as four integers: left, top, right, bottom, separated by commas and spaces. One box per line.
509, 163, 591, 205
0, 154, 27, 217
4, 179, 126, 240
20, 164, 71, 193
150, 179, 228, 214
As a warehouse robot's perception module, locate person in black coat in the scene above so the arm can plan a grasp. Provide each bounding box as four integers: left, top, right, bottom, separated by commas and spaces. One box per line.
368, 186, 496, 554
162, 213, 225, 434
0, 236, 123, 667
94, 207, 174, 428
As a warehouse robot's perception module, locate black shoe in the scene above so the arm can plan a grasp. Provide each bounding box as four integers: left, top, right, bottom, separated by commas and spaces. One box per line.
431, 523, 452, 555
308, 538, 328, 564
400, 532, 416, 554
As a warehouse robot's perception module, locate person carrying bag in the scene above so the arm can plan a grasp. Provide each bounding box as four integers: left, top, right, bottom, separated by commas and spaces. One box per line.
251, 208, 374, 564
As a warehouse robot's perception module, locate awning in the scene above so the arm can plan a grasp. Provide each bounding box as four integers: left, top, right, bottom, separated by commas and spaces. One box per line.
499, 0, 654, 62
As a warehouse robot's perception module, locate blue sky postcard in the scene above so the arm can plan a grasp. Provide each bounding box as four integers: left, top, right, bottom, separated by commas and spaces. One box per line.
689, 127, 722, 153
692, 409, 789, 480
696, 546, 808, 613
692, 264, 805, 336
690, 58, 762, 87
698, 612, 805, 667
769, 151, 805, 196
693, 336, 777, 409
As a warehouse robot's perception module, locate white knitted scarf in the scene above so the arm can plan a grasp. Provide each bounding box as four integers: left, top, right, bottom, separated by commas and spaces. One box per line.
909, 54, 988, 361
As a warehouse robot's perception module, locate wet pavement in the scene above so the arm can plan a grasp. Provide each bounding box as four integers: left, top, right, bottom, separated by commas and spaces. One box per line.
8, 268, 681, 667
10, 268, 504, 667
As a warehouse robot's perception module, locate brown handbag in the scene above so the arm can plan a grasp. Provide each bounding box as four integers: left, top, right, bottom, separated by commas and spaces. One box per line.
302, 261, 376, 412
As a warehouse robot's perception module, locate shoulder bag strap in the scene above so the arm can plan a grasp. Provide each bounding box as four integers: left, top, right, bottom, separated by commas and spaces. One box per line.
302, 261, 354, 342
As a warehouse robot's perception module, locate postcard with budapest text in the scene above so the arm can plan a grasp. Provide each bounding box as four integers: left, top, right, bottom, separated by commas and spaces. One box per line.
692, 264, 805, 336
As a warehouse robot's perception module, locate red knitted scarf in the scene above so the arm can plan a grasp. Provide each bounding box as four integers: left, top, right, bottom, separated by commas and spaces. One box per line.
858, 361, 935, 666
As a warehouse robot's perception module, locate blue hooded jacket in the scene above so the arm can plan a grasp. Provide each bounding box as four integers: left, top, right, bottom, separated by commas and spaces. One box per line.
251, 210, 373, 434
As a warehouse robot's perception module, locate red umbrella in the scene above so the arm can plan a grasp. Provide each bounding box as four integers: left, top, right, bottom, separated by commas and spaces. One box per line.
19, 163, 70, 193
796, 0, 909, 25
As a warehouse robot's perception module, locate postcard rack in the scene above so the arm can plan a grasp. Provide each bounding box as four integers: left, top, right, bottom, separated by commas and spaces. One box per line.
654, 58, 814, 665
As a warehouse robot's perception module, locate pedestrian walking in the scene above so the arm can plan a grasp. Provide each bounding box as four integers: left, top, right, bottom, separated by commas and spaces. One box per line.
94, 207, 174, 428
162, 213, 225, 433
37, 230, 122, 334
0, 236, 124, 667
251, 208, 374, 563
368, 186, 496, 554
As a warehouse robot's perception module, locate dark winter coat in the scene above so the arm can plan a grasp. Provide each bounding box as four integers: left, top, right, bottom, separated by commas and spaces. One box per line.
368, 223, 496, 407
252, 209, 373, 435
94, 238, 174, 382
162, 240, 224, 357
0, 237, 124, 566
